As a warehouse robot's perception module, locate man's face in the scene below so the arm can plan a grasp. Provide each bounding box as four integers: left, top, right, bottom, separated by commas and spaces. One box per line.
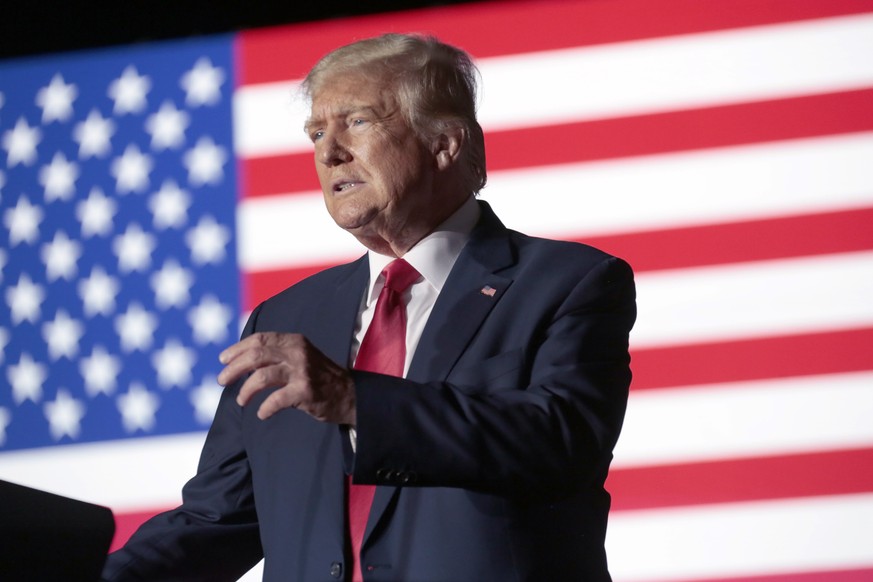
306, 75, 447, 256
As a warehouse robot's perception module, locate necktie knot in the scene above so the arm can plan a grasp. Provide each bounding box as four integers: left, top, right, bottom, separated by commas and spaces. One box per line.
382, 258, 420, 294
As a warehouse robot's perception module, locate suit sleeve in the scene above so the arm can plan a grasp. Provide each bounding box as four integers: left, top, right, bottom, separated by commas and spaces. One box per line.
101, 308, 265, 582
352, 256, 636, 500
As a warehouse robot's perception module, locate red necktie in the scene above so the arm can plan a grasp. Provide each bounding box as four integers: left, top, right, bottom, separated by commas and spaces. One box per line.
348, 258, 420, 582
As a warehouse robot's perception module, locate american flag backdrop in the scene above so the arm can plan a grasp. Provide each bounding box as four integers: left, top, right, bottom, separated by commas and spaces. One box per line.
2, 0, 873, 580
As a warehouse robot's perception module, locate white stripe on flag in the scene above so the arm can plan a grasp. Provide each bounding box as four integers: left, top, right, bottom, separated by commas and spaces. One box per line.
632, 250, 873, 348
0, 432, 204, 510
613, 371, 873, 468
606, 492, 873, 581
485, 132, 873, 241
232, 79, 308, 158
236, 190, 361, 270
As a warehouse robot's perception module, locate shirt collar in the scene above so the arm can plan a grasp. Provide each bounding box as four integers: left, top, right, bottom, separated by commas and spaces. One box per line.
365, 196, 480, 304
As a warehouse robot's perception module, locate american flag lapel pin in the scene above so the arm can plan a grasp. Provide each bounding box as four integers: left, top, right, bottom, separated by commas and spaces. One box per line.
480, 285, 497, 297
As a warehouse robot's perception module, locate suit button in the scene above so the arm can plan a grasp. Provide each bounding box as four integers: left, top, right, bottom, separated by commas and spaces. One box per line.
400, 471, 417, 484
376, 468, 395, 482
329, 561, 343, 579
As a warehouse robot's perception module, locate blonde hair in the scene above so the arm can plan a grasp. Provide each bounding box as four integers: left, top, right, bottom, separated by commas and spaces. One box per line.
302, 34, 487, 194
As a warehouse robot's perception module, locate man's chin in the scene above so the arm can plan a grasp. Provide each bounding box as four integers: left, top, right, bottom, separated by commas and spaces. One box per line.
335, 217, 372, 235
331, 206, 379, 232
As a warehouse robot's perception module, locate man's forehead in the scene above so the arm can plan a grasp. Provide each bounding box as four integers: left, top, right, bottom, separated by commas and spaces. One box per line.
307, 83, 397, 123
305, 100, 374, 128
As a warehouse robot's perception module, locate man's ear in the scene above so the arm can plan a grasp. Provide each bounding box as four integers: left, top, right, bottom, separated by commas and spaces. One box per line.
433, 125, 465, 171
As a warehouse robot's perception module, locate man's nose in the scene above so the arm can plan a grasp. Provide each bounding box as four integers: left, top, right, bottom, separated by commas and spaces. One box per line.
317, 131, 352, 167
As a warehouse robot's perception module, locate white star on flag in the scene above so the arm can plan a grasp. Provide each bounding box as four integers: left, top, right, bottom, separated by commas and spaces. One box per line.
113, 223, 157, 273
117, 382, 160, 433
115, 302, 158, 352
152, 340, 196, 388
181, 57, 226, 107
108, 65, 151, 115
4, 195, 44, 246
1, 117, 42, 167
35, 73, 78, 124
73, 109, 116, 159
8, 353, 47, 405
188, 295, 233, 344
149, 179, 191, 229
186, 215, 230, 265
111, 143, 153, 193
145, 100, 190, 150
151, 259, 194, 309
6, 273, 45, 324
44, 389, 86, 440
78, 266, 120, 317
183, 136, 227, 186
39, 151, 80, 202
76, 187, 117, 238
41, 230, 82, 281
42, 309, 85, 360
79, 346, 121, 397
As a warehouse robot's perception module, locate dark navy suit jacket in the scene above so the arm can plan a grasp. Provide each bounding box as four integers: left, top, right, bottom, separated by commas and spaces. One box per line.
102, 202, 636, 582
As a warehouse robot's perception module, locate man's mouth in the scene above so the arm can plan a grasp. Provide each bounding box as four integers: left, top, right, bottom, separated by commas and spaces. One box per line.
333, 181, 361, 193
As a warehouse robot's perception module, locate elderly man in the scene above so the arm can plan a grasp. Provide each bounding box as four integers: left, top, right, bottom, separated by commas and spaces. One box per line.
103, 34, 636, 582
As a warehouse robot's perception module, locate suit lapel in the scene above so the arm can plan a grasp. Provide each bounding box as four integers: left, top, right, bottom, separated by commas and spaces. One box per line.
299, 256, 369, 512
307, 255, 369, 367
409, 201, 515, 383
365, 202, 516, 543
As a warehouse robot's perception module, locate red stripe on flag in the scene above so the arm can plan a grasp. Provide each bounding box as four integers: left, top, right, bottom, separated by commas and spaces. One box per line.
241, 150, 318, 199
236, 0, 873, 85
110, 508, 164, 551
586, 207, 873, 273
241, 208, 873, 311
240, 89, 873, 199
607, 447, 873, 511
631, 327, 873, 391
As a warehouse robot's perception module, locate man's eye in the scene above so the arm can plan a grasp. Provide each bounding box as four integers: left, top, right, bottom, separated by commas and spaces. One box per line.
352, 118, 366, 126
311, 130, 324, 141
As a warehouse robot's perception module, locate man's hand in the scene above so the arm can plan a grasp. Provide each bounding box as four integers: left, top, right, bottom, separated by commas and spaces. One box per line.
218, 332, 356, 425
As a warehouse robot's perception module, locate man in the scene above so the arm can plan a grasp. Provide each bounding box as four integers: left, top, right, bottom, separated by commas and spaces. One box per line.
103, 34, 636, 581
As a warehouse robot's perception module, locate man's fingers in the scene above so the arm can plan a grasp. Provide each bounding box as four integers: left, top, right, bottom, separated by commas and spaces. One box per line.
218, 332, 305, 386
219, 341, 278, 387
219, 332, 288, 365
236, 364, 291, 407
218, 355, 258, 388
218, 332, 265, 365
